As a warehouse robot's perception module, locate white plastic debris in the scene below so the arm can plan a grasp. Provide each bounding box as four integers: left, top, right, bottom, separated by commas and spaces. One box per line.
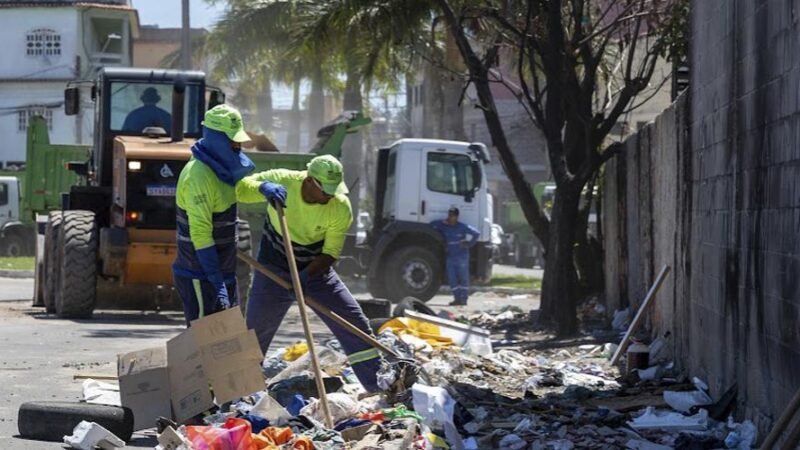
725, 417, 757, 449
498, 433, 526, 449
627, 407, 708, 431
63, 421, 125, 450
82, 378, 121, 406
663, 389, 712, 413
269, 346, 347, 383
412, 383, 463, 449
300, 392, 360, 424
663, 377, 713, 413
156, 426, 192, 450
249, 392, 291, 425
495, 310, 515, 321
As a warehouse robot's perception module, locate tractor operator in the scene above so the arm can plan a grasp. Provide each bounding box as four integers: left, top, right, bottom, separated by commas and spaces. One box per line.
122, 87, 172, 133
431, 207, 480, 306
236, 155, 383, 392
172, 104, 255, 324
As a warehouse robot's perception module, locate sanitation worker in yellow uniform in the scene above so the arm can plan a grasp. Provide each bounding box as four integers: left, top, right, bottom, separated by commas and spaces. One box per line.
172, 105, 254, 324
236, 156, 382, 391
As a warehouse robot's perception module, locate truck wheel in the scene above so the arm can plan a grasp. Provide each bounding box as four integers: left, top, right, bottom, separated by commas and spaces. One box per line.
43, 212, 63, 313
1, 232, 24, 257
236, 219, 253, 312
384, 247, 442, 302
55, 211, 98, 319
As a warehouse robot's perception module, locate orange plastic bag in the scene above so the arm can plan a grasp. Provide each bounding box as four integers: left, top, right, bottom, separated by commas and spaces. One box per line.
291, 436, 314, 449
253, 426, 294, 449
187, 417, 257, 450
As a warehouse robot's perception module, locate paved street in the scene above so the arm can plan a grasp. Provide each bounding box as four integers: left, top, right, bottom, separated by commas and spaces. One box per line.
0, 276, 538, 449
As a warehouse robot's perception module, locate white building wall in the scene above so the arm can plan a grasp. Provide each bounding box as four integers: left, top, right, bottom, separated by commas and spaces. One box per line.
0, 81, 84, 165
0, 8, 79, 80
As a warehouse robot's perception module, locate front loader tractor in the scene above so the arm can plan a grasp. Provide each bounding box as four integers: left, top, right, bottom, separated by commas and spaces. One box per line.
37, 68, 251, 318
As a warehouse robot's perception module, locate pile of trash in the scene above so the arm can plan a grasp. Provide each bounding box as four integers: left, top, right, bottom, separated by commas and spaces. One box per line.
43, 305, 760, 449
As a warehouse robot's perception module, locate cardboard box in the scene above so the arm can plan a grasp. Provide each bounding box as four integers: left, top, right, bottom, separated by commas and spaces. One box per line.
117, 347, 172, 431
189, 308, 265, 405
119, 309, 265, 428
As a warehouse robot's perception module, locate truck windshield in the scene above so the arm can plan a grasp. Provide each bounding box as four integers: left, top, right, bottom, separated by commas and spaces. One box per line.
427, 153, 475, 195
109, 82, 201, 135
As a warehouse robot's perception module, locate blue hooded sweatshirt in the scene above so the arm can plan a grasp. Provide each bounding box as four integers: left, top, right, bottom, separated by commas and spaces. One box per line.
190, 127, 255, 186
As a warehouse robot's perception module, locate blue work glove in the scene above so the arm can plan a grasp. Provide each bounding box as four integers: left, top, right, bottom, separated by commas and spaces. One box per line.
259, 181, 287, 207
196, 246, 231, 311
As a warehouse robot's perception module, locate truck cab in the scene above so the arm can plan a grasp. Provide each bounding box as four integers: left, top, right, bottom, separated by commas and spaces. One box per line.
365, 139, 494, 301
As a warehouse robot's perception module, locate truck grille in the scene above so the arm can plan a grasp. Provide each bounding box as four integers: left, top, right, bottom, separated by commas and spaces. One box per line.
126, 160, 187, 229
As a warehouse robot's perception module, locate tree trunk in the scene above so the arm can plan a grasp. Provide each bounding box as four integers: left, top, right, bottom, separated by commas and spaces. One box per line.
573, 178, 605, 297
258, 67, 273, 134
442, 32, 466, 140
341, 59, 363, 230
288, 75, 301, 151
539, 182, 582, 335
309, 65, 325, 140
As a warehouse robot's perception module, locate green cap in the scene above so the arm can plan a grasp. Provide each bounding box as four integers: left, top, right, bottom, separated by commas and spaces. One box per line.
203, 104, 250, 142
307, 155, 348, 195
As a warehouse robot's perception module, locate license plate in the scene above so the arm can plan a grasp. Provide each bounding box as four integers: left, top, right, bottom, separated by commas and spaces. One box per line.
146, 184, 176, 196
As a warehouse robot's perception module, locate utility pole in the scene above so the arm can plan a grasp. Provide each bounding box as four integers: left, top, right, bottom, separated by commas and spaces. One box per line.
180, 0, 191, 70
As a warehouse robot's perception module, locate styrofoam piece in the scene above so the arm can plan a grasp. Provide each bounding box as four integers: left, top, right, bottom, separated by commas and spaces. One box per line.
627, 407, 708, 431
63, 421, 125, 450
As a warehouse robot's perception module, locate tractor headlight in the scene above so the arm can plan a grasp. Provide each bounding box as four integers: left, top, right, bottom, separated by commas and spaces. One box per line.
128, 160, 142, 171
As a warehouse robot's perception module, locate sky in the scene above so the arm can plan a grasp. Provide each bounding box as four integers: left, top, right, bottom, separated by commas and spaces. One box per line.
130, 0, 225, 30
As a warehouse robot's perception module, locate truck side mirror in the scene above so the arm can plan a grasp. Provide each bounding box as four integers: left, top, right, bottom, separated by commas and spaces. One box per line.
64, 87, 80, 116
208, 89, 225, 109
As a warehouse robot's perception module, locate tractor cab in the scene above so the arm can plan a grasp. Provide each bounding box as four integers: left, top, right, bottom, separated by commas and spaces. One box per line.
63, 68, 223, 230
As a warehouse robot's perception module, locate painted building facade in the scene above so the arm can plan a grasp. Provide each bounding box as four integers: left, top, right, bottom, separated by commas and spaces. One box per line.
0, 0, 138, 168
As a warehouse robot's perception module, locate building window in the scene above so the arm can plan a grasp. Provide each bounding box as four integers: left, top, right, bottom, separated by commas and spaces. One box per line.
18, 107, 53, 132
26, 28, 61, 56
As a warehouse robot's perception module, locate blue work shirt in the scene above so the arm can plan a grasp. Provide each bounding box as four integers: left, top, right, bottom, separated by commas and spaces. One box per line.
430, 220, 481, 260
122, 105, 172, 133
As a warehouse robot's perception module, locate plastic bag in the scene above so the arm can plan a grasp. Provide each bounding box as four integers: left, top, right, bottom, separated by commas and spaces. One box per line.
300, 392, 360, 424
187, 418, 256, 450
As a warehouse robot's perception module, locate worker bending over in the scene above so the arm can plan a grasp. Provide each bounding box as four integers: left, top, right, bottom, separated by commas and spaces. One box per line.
431, 207, 480, 306
237, 155, 382, 391
173, 105, 254, 324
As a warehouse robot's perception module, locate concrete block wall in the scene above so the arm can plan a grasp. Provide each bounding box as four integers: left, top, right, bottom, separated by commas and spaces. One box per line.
603, 0, 800, 431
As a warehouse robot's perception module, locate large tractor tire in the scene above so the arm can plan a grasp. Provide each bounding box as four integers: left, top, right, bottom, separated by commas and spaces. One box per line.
17, 401, 133, 442
55, 211, 98, 319
383, 246, 442, 303
42, 212, 64, 313
236, 219, 254, 312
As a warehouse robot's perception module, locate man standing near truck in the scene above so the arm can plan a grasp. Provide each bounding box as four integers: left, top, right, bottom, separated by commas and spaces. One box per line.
172, 104, 255, 324
236, 155, 382, 392
431, 207, 481, 306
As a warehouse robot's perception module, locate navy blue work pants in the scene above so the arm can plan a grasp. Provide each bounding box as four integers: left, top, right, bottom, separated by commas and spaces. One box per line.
245, 263, 382, 392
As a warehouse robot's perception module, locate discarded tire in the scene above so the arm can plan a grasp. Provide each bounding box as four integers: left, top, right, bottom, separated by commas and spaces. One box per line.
43, 211, 63, 313
392, 296, 436, 318
383, 246, 442, 302
56, 211, 98, 319
17, 401, 134, 443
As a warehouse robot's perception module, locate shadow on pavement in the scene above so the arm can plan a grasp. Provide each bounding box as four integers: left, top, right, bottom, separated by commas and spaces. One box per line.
27, 310, 185, 326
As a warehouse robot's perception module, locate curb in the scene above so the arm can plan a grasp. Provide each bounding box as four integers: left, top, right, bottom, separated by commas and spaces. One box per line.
0, 270, 34, 279
439, 286, 539, 296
